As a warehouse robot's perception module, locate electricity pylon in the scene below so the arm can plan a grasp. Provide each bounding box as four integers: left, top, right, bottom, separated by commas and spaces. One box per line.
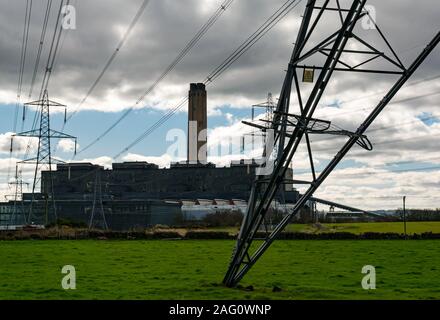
89, 170, 109, 230
242, 93, 276, 156
251, 93, 275, 123
223, 0, 439, 287
12, 90, 77, 224
8, 164, 29, 226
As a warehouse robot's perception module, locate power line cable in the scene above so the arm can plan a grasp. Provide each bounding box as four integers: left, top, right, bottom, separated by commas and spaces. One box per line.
307, 90, 440, 146
327, 164, 440, 178
64, 0, 151, 124
52, 0, 149, 158
317, 73, 440, 117
311, 129, 440, 153
15, 0, 33, 132
22, 0, 67, 168
38, 0, 68, 98
134, 0, 235, 107
28, 0, 52, 100
292, 161, 440, 183
205, 0, 302, 84
8, 0, 33, 189
74, 0, 235, 156
112, 97, 189, 158
112, 0, 303, 159
51, 0, 78, 77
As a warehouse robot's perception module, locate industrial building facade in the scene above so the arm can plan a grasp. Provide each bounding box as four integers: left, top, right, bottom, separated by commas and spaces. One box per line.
43, 161, 297, 201
35, 160, 298, 229
0, 83, 299, 230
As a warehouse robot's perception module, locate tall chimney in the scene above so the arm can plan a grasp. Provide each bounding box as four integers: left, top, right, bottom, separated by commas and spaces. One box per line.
187, 83, 207, 164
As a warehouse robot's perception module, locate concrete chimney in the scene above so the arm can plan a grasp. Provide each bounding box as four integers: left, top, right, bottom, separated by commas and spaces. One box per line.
187, 83, 207, 164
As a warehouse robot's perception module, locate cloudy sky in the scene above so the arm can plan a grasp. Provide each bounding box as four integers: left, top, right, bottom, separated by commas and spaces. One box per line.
0, 0, 439, 210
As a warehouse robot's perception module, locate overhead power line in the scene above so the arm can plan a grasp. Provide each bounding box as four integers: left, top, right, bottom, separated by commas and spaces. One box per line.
15, 0, 33, 132
112, 0, 304, 159
8, 0, 33, 187
323, 164, 440, 178
134, 0, 235, 107
65, 0, 151, 124
74, 0, 235, 156
20, 0, 54, 162
307, 90, 440, 147
294, 168, 440, 186
113, 97, 189, 159
38, 0, 69, 98
321, 73, 440, 110
121, 64, 438, 161
22, 0, 67, 163
310, 127, 440, 154
204, 0, 302, 84
28, 0, 52, 100
51, 0, 78, 75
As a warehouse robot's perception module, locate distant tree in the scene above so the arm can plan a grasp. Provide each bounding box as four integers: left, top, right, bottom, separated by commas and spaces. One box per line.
46, 218, 87, 228
203, 210, 244, 227
396, 208, 440, 221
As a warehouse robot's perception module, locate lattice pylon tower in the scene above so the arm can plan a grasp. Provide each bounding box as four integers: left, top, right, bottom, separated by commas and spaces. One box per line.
12, 90, 77, 224
88, 170, 109, 230
251, 92, 275, 123
8, 164, 29, 226
223, 0, 440, 287
244, 93, 276, 155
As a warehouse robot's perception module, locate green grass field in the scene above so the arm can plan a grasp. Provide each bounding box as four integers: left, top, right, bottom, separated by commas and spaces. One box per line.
207, 221, 440, 235
1, 239, 439, 300
284, 221, 440, 234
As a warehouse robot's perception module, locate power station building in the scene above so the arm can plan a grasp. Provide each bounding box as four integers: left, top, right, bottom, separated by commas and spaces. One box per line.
1, 84, 299, 230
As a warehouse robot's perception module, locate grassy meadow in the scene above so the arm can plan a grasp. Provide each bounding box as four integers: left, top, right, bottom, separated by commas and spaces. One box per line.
284, 221, 440, 234
0, 239, 439, 300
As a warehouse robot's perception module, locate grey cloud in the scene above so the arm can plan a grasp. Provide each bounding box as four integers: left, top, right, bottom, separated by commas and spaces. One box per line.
1, 0, 437, 112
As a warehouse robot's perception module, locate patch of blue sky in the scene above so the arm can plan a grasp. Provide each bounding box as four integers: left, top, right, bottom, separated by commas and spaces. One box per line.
323, 98, 343, 108
0, 103, 17, 131
417, 112, 439, 126
215, 104, 253, 119
383, 160, 440, 172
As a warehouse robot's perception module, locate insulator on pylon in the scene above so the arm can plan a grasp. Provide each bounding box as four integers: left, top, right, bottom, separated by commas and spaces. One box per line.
10, 137, 13, 153
22, 105, 26, 121
64, 108, 67, 123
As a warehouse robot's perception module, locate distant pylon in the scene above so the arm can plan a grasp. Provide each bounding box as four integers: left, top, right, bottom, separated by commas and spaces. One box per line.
251, 92, 275, 123
8, 164, 29, 225
242, 93, 276, 153
12, 90, 77, 224
89, 170, 109, 230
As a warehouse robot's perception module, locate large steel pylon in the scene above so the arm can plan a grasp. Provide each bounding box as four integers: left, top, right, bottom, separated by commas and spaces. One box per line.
12, 90, 77, 224
224, 0, 439, 287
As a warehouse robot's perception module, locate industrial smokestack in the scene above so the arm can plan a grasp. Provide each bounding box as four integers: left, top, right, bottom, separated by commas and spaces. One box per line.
187, 83, 207, 164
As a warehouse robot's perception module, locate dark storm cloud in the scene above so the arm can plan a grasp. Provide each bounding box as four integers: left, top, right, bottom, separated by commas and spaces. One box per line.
0, 0, 437, 112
